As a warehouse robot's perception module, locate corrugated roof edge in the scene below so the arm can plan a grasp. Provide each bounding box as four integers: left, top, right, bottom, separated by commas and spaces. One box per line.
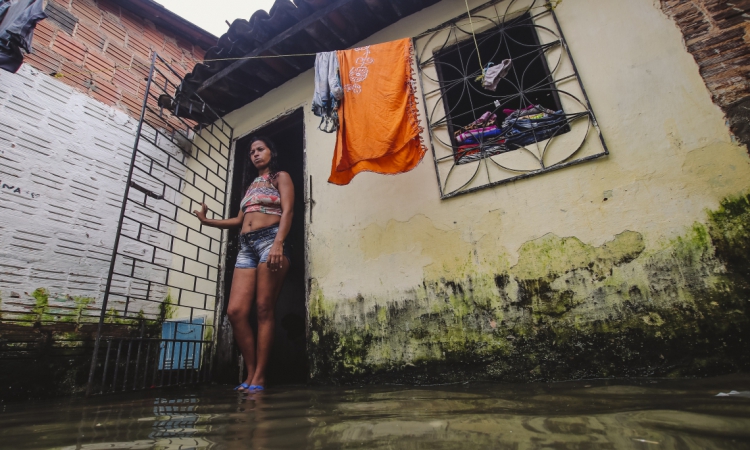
174, 0, 442, 121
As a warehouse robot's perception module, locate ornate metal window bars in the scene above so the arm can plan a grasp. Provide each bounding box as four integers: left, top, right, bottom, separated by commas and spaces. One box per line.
413, 0, 608, 199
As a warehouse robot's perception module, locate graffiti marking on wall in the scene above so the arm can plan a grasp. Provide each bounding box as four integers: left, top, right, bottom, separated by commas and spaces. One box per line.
0, 180, 41, 199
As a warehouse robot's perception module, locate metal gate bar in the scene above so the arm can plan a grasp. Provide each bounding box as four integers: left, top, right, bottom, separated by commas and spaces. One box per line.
86, 53, 234, 395
93, 338, 213, 393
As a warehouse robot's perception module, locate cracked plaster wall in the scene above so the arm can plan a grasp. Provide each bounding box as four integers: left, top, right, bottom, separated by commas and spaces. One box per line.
224, 0, 750, 382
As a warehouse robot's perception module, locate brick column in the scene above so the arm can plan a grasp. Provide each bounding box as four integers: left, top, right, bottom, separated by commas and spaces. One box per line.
660, 0, 750, 147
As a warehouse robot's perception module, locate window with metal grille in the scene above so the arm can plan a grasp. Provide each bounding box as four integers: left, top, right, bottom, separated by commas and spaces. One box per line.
414, 0, 608, 199
434, 13, 570, 164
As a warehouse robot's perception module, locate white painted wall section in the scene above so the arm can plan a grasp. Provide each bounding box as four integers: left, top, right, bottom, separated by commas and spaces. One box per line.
0, 64, 186, 319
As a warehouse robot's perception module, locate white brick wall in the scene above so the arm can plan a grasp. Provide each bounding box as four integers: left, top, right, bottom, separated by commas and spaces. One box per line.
0, 64, 186, 319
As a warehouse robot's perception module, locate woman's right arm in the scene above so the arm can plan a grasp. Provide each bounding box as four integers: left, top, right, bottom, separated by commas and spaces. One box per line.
193, 203, 243, 229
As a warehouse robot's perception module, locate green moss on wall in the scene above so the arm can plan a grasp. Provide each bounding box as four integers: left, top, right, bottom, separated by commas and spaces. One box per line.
160, 292, 177, 320
31, 288, 49, 321
309, 194, 750, 384
54, 295, 95, 327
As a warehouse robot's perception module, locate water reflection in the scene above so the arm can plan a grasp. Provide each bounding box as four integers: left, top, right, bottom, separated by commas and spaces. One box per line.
1, 376, 750, 449
147, 397, 207, 448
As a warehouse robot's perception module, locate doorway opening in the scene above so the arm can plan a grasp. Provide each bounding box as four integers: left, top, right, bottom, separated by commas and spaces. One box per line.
223, 108, 307, 385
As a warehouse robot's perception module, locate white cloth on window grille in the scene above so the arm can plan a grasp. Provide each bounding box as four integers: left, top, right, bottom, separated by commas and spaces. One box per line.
483, 59, 512, 91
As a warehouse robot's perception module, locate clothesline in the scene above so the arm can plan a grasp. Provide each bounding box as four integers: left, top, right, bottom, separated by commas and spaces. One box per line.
50, 52, 320, 79
464, 0, 485, 78
48, 1, 563, 82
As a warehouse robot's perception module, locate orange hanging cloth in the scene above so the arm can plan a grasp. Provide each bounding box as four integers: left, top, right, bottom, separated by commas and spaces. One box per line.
328, 38, 426, 185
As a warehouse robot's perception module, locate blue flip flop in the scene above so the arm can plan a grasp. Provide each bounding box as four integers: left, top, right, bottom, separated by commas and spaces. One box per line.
234, 383, 250, 392
249, 385, 264, 391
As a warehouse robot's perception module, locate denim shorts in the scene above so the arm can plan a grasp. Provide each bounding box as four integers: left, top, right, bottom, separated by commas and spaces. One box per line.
235, 224, 290, 269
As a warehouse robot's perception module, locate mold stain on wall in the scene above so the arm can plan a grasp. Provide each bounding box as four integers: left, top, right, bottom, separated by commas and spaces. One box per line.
0, 290, 175, 399
309, 193, 750, 384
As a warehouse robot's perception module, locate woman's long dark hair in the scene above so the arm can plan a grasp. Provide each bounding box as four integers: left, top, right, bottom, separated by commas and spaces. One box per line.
248, 136, 280, 180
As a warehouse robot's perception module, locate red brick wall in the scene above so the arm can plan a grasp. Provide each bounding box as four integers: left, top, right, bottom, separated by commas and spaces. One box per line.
26, 0, 209, 119
660, 0, 750, 147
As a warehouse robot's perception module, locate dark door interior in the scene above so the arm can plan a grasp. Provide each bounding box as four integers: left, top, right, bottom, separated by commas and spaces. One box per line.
224, 108, 307, 385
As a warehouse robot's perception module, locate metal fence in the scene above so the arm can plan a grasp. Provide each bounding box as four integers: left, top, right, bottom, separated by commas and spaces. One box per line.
85, 53, 234, 395
92, 336, 213, 394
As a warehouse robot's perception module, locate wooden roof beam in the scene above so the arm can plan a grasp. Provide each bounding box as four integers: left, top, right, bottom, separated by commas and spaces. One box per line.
336, 6, 362, 38
361, 0, 391, 23
319, 16, 350, 47
388, 0, 405, 18
266, 48, 304, 71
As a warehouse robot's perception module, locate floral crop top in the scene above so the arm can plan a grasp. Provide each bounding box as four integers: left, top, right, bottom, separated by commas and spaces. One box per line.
240, 174, 282, 216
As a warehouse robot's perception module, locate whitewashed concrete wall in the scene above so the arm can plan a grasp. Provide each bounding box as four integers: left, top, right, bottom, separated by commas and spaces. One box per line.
0, 64, 185, 320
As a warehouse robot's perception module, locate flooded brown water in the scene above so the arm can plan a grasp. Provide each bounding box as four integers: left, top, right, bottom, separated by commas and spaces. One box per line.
2, 375, 750, 449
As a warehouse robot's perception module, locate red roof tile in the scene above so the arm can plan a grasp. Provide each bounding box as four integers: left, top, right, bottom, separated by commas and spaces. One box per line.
52, 32, 87, 65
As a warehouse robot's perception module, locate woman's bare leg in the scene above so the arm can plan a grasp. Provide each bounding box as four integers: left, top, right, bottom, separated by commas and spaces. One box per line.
250, 259, 289, 388
226, 267, 257, 388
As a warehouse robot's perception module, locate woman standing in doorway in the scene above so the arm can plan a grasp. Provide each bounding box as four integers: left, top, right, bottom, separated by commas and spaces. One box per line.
193, 136, 293, 392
